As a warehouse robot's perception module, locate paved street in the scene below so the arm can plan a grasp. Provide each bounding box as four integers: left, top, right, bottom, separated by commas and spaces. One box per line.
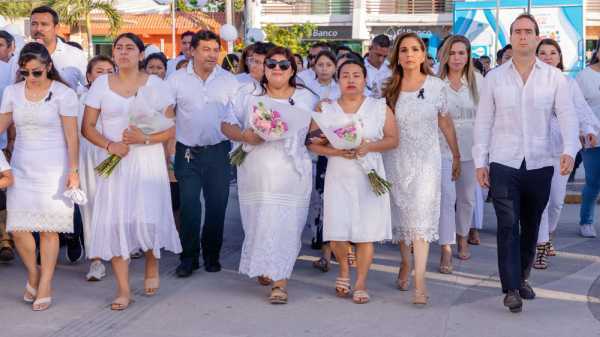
1, 185, 600, 337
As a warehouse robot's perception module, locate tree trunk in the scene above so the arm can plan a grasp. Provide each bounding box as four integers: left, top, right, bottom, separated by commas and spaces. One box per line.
86, 12, 93, 59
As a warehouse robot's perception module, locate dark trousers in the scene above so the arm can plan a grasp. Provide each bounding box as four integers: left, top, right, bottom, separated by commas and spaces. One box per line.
489, 161, 553, 291
175, 141, 231, 265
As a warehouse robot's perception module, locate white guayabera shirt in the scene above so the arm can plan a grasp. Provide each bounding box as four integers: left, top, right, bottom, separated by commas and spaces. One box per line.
473, 58, 579, 170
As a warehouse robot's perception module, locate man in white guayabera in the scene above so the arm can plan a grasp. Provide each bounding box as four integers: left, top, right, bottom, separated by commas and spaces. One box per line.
473, 14, 579, 314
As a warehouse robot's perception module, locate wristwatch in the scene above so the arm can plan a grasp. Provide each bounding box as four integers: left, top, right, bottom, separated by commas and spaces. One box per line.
144, 134, 150, 145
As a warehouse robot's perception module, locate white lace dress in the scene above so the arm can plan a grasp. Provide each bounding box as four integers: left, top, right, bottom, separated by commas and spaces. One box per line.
383, 76, 448, 243
226, 88, 317, 281
0, 81, 78, 233
322, 97, 392, 242
85, 74, 182, 260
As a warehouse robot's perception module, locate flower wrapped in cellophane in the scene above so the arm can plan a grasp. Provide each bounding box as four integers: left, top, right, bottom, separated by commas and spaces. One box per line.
96, 84, 174, 177
311, 104, 391, 196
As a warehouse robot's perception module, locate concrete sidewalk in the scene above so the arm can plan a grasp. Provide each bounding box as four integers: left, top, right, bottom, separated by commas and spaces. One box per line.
1, 188, 599, 337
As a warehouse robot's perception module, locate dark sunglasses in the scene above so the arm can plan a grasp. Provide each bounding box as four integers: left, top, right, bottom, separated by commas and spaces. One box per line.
19, 69, 44, 78
265, 59, 291, 71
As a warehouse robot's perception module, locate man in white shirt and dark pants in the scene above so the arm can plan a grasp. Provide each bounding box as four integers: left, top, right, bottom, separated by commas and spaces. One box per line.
168, 30, 239, 277
473, 14, 579, 313
364, 34, 391, 98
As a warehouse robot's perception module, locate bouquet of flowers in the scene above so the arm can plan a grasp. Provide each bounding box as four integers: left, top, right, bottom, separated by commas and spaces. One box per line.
96, 84, 174, 177
230, 98, 311, 166
311, 104, 391, 196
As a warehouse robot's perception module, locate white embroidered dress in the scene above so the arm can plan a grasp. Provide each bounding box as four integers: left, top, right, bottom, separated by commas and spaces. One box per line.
226, 88, 317, 281
85, 74, 182, 260
322, 97, 392, 242
0, 81, 78, 233
383, 76, 448, 243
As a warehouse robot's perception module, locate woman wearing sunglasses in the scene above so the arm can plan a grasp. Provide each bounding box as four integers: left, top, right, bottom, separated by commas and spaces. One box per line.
222, 46, 318, 304
0, 42, 80, 311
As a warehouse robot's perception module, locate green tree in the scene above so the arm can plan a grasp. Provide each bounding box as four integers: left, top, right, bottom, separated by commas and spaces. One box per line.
264, 23, 316, 55
48, 0, 122, 57
0, 0, 45, 21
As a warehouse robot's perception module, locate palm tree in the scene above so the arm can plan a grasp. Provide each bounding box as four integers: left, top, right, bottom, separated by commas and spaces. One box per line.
0, 0, 45, 21
48, 0, 122, 57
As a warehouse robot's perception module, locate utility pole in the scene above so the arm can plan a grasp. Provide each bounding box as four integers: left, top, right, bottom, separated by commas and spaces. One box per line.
171, 0, 177, 58
226, 0, 233, 53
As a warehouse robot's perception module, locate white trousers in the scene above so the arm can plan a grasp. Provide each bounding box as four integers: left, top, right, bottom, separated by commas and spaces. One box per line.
439, 159, 477, 245
537, 159, 568, 244
472, 184, 485, 230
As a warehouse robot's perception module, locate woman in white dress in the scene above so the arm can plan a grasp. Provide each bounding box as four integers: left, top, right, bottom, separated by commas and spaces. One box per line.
78, 55, 115, 282
382, 33, 461, 305
436, 35, 483, 272
222, 47, 318, 304
533, 39, 600, 269
0, 42, 80, 311
308, 59, 397, 304
82, 33, 182, 310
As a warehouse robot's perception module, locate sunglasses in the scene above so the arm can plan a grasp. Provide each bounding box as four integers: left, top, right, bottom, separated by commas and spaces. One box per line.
19, 69, 44, 78
265, 59, 291, 71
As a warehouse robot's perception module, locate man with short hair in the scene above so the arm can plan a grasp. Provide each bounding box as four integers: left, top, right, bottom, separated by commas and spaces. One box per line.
297, 42, 331, 85
365, 34, 391, 98
0, 31, 14, 63
168, 30, 239, 277
167, 31, 195, 76
473, 14, 579, 313
479, 55, 491, 74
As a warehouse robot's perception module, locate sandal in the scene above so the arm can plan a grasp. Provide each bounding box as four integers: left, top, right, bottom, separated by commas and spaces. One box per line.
396, 265, 410, 291
439, 264, 453, 274
468, 228, 481, 245
335, 277, 351, 297
352, 290, 370, 304
312, 257, 330, 273
111, 297, 131, 311
23, 282, 38, 303
144, 278, 160, 296
413, 290, 428, 306
546, 240, 557, 257
269, 286, 288, 304
533, 244, 548, 270
257, 276, 273, 286
32, 297, 52, 311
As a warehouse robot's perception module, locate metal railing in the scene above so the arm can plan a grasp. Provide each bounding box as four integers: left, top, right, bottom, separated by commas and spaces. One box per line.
366, 0, 454, 14
261, 0, 353, 15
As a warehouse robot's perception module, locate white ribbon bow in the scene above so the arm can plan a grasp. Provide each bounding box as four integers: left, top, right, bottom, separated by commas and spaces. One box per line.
63, 188, 88, 205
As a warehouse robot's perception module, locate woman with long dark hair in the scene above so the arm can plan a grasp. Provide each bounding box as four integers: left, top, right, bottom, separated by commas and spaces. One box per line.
82, 33, 181, 310
222, 46, 318, 304
436, 35, 483, 272
382, 33, 460, 305
535, 39, 599, 268
0, 42, 80, 311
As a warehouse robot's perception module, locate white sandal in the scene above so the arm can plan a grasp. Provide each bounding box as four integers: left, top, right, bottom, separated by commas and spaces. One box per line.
32, 297, 52, 311
23, 282, 37, 303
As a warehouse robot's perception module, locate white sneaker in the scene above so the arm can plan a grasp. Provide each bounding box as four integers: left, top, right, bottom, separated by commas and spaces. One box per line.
86, 261, 106, 281
580, 225, 597, 238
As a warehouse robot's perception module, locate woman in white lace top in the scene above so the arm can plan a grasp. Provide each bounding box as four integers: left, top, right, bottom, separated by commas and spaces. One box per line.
436, 35, 483, 273
382, 33, 461, 305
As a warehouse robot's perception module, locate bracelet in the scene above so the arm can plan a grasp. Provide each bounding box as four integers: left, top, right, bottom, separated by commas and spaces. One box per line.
106, 141, 112, 152
70, 168, 79, 174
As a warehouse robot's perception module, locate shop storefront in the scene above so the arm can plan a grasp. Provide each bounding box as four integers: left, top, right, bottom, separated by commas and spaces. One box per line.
304, 25, 363, 53
369, 25, 451, 58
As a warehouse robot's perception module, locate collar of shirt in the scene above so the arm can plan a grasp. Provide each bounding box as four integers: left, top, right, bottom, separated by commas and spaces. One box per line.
186, 60, 220, 83
442, 75, 469, 91
505, 57, 545, 86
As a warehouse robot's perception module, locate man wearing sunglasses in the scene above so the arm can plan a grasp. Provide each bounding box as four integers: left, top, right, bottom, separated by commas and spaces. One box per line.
9, 6, 86, 90
297, 42, 331, 85
168, 30, 239, 277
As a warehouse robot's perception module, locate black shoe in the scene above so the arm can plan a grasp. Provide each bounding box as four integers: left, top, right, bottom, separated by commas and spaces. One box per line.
65, 236, 84, 263
176, 262, 194, 278
0, 246, 15, 262
204, 261, 221, 273
192, 260, 200, 271
503, 290, 523, 313
519, 280, 536, 300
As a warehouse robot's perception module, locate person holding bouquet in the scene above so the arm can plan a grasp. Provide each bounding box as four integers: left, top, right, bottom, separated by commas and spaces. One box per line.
0, 42, 80, 311
382, 33, 460, 306
307, 59, 398, 304
82, 33, 181, 311
222, 47, 318, 304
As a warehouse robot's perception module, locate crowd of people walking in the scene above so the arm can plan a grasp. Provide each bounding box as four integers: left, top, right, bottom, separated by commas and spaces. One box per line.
0, 6, 599, 314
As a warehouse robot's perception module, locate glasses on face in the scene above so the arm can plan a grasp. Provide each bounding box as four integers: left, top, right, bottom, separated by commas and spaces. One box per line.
19, 69, 44, 78
265, 59, 291, 71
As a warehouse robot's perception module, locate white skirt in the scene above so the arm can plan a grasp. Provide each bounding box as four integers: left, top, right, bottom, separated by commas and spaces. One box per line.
323, 156, 391, 242
89, 143, 182, 260
237, 141, 311, 281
